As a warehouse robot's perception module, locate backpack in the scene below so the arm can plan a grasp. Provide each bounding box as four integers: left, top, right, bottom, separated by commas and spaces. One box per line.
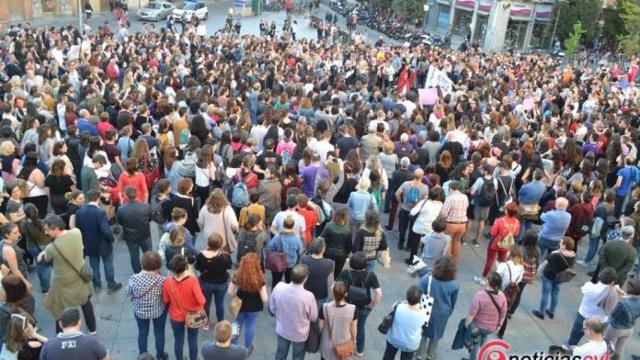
236, 234, 258, 262
182, 150, 197, 177
503, 264, 520, 305
179, 128, 190, 148
347, 270, 370, 307
151, 195, 167, 225
311, 196, 329, 228
405, 185, 421, 209
142, 152, 160, 190
231, 172, 250, 208
477, 178, 497, 207
281, 148, 291, 166
577, 212, 593, 234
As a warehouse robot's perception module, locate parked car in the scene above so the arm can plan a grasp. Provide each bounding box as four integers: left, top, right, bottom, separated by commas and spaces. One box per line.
173, 1, 208, 22
137, 1, 176, 21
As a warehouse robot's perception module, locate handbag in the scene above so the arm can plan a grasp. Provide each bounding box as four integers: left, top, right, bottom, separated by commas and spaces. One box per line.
518, 203, 540, 221
305, 320, 321, 353
168, 278, 208, 329
229, 295, 243, 319
378, 301, 402, 334
265, 235, 288, 273
419, 275, 434, 326
51, 241, 92, 283
554, 253, 577, 284
325, 303, 355, 360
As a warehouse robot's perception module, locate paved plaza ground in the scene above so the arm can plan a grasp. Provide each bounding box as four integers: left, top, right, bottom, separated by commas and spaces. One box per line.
8, 3, 639, 359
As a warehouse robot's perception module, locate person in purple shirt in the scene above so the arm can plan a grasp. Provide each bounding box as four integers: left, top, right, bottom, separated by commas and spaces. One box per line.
76, 109, 98, 137
394, 133, 414, 159
300, 154, 328, 198
269, 264, 318, 360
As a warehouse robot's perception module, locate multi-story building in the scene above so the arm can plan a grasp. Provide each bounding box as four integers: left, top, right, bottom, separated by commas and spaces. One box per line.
425, 0, 555, 52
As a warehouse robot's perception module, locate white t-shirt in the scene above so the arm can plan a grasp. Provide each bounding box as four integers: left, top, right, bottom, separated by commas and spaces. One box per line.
271, 210, 306, 236
311, 140, 335, 162
496, 261, 524, 291
578, 281, 609, 322
572, 340, 608, 358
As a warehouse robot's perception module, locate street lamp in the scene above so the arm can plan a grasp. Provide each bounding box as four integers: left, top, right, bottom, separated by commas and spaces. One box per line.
423, 4, 429, 29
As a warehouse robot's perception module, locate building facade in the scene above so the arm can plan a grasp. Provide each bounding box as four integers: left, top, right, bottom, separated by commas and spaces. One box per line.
0, 0, 148, 23
425, 0, 554, 52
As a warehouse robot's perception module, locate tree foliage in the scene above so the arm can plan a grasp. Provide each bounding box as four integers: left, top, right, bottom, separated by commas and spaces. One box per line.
372, 0, 392, 10
392, 0, 423, 25
564, 21, 585, 60
619, 0, 640, 56
549, 0, 602, 42
602, 7, 624, 45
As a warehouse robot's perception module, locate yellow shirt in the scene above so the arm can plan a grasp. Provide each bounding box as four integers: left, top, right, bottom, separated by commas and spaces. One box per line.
239, 203, 266, 228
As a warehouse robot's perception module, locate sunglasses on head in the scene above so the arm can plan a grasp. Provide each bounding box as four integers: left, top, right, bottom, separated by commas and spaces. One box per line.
11, 313, 26, 329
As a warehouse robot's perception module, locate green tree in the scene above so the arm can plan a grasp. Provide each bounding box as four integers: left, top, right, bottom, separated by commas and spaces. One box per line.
549, 0, 602, 42
392, 0, 423, 25
564, 20, 586, 61
372, 0, 392, 9
602, 6, 624, 45
619, 0, 640, 56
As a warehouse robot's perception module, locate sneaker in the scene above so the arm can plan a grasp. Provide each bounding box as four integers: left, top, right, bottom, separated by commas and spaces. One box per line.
532, 310, 545, 320
355, 352, 364, 357
93, 287, 102, 294
397, 243, 404, 250
384, 225, 393, 231
471, 241, 480, 247
473, 276, 486, 286
89, 330, 97, 335
576, 259, 589, 266
202, 321, 210, 331
108, 283, 122, 295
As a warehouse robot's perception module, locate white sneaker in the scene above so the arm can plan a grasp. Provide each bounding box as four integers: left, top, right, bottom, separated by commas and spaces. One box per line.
355, 352, 364, 357
473, 276, 486, 286
576, 260, 589, 266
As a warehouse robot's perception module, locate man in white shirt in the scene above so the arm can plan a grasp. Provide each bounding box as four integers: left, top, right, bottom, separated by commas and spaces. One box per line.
249, 117, 268, 152
571, 317, 608, 359
566, 267, 618, 346
310, 130, 334, 161
271, 195, 306, 241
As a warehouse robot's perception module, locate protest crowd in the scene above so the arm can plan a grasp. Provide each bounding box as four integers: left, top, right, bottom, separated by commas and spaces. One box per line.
0, 3, 640, 360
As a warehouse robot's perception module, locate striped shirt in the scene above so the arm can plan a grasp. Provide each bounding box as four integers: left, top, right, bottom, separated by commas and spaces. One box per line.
440, 192, 469, 223
124, 272, 166, 319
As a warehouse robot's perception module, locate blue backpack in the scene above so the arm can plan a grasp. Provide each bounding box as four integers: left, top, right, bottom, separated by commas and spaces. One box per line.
231, 176, 249, 208
405, 185, 421, 209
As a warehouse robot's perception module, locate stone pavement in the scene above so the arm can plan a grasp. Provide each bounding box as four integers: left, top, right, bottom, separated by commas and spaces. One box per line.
26, 211, 640, 360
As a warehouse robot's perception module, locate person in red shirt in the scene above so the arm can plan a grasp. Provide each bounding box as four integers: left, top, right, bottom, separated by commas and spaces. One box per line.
296, 194, 317, 247
475, 202, 521, 285
162, 254, 205, 360
117, 158, 148, 204
97, 112, 116, 140
567, 192, 594, 244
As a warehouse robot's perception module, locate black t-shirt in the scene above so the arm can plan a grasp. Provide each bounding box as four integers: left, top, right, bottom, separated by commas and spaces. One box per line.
237, 288, 264, 312
334, 178, 358, 203
201, 341, 248, 360
257, 150, 281, 173
195, 252, 232, 284
103, 142, 121, 163
336, 268, 380, 308
300, 255, 335, 300
45, 175, 74, 196
336, 137, 360, 160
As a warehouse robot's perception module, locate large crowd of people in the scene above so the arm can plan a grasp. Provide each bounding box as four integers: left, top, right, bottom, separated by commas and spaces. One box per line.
1, 2, 640, 360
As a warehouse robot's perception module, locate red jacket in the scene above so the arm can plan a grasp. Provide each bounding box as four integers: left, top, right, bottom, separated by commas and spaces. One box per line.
567, 202, 594, 241
489, 216, 520, 251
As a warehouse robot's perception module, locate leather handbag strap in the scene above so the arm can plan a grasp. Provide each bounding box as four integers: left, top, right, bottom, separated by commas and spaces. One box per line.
51, 241, 84, 281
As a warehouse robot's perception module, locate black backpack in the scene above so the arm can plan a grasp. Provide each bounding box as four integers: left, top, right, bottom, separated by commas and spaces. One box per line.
347, 270, 370, 307
236, 234, 258, 263
477, 178, 497, 207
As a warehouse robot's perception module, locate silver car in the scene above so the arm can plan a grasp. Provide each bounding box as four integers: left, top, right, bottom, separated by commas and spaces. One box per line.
173, 1, 209, 22
137, 1, 176, 21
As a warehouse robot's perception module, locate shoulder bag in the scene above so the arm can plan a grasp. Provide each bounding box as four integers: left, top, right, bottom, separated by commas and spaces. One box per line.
265, 235, 288, 273
168, 278, 208, 329
378, 301, 402, 334
52, 241, 92, 283
554, 254, 577, 284
419, 275, 434, 326
325, 303, 355, 360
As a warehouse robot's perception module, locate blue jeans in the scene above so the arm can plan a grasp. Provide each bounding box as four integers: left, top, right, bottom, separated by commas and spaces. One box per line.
567, 312, 585, 346
469, 328, 494, 360
232, 311, 259, 348
200, 280, 228, 322
519, 220, 533, 242
134, 311, 167, 358
538, 275, 560, 315
537, 236, 560, 267
170, 320, 199, 360
28, 246, 51, 293
584, 234, 601, 263
126, 238, 153, 274
275, 334, 306, 360
615, 194, 627, 218
366, 259, 377, 272
88, 241, 116, 290
356, 307, 372, 353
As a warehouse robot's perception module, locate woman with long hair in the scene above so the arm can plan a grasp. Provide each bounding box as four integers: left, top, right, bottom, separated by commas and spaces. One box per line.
352, 211, 388, 271
496, 247, 525, 338
166, 178, 200, 239
195, 233, 232, 329
18, 152, 48, 218
194, 144, 217, 207
162, 255, 205, 360
227, 253, 269, 354
281, 163, 302, 209
435, 150, 453, 183
318, 280, 357, 360
22, 203, 51, 294
0, 312, 47, 359
44, 159, 76, 215
0, 141, 20, 187
320, 208, 352, 278
116, 158, 148, 204
132, 138, 160, 191
197, 189, 239, 252
83, 136, 112, 179
416, 256, 459, 359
